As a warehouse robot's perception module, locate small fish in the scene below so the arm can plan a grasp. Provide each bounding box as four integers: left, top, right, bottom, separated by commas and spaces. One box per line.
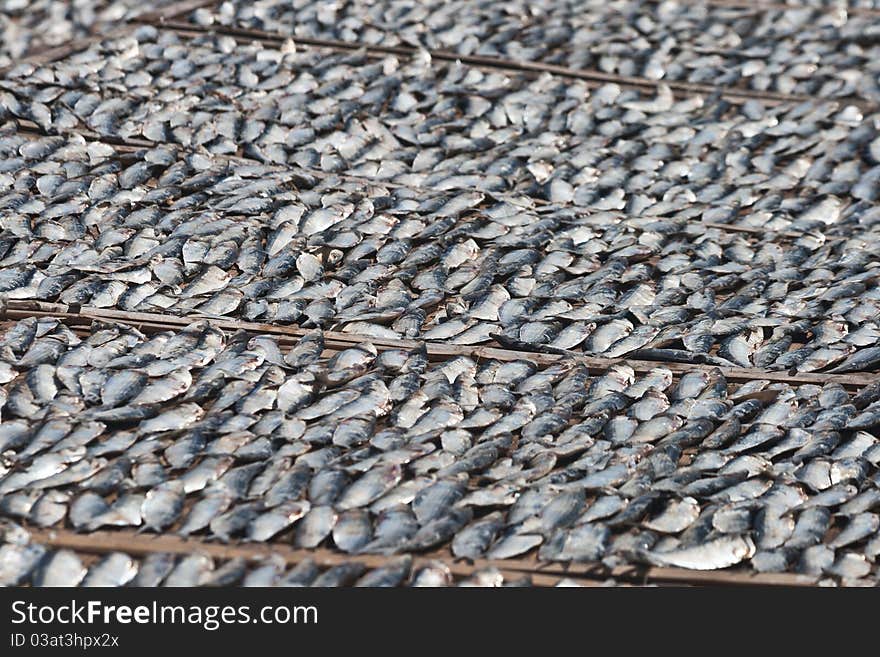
642, 497, 700, 534
332, 509, 373, 553
830, 513, 879, 549
279, 559, 320, 587
131, 553, 176, 587
539, 523, 610, 562
452, 512, 505, 560
294, 505, 338, 549
311, 563, 366, 587
0, 543, 46, 586
355, 556, 413, 587
82, 552, 138, 587
644, 535, 756, 570
33, 550, 88, 586
141, 481, 185, 532
247, 501, 310, 542
164, 555, 214, 587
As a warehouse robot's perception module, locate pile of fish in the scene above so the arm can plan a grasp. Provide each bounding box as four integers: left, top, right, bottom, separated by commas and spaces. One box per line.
4, 28, 880, 215
801, 0, 880, 8
195, 0, 880, 102
1, 0, 880, 590
1, 318, 879, 583
803, 0, 880, 7
0, 523, 563, 586
0, 0, 172, 68
2, 126, 880, 370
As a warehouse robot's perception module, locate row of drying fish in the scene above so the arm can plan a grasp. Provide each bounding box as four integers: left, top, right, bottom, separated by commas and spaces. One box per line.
793, 0, 880, 8
0, 0, 172, 68
0, 524, 559, 587
4, 28, 880, 216
2, 131, 880, 370
1, 318, 880, 581
194, 0, 880, 102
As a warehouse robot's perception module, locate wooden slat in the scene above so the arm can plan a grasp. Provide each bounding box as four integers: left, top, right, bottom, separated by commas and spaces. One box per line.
3, 116, 549, 212
495, 552, 819, 587
24, 528, 816, 587
3, 87, 843, 241
6, 124, 821, 239
11, 120, 153, 151
3, 301, 876, 388
24, 529, 613, 587
0, 25, 137, 76
137, 0, 224, 24
650, 0, 880, 18
138, 20, 833, 109
5, 124, 837, 241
